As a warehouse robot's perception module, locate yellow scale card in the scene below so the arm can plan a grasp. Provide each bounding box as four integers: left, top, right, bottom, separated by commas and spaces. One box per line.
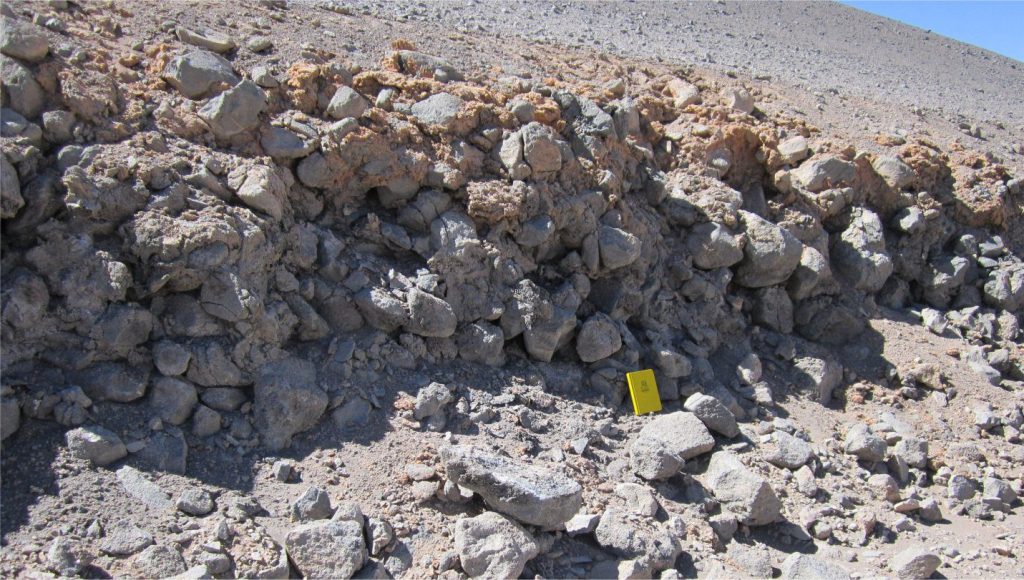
627, 369, 662, 415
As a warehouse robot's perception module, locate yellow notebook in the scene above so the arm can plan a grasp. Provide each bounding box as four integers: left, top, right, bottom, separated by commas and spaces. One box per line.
627, 369, 662, 415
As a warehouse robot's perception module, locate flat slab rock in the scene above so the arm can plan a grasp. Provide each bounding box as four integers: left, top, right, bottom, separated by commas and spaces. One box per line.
116, 466, 173, 510
440, 444, 582, 528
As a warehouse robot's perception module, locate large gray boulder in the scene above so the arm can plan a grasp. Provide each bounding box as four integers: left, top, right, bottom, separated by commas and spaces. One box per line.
704, 451, 782, 526
791, 156, 856, 192
253, 358, 328, 450
150, 377, 198, 426
871, 155, 915, 190
325, 85, 368, 120
66, 425, 127, 467
735, 211, 803, 287
630, 412, 716, 480
763, 431, 814, 469
76, 362, 149, 403
831, 207, 892, 293
687, 222, 744, 270
455, 512, 539, 578
161, 50, 238, 99
1, 54, 44, 118
0, 18, 49, 62
355, 287, 409, 332
598, 226, 642, 270
456, 322, 505, 366
575, 313, 622, 362
440, 445, 582, 528
0, 153, 21, 219
410, 92, 464, 129
285, 521, 367, 580
520, 121, 563, 175
403, 288, 457, 338
198, 80, 266, 139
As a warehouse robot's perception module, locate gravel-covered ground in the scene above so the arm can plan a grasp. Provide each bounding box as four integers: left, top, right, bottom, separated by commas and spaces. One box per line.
340, 0, 1024, 130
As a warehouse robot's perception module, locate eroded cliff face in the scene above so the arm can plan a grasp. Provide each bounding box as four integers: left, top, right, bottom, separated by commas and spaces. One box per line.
1, 2, 1023, 578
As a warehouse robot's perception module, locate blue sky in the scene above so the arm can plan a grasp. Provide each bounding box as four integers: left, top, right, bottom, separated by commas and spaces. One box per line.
842, 1, 1024, 62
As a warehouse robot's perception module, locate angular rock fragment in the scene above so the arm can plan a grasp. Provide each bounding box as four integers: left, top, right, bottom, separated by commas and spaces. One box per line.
575, 313, 622, 362
683, 393, 739, 438
440, 445, 582, 528
66, 425, 127, 467
455, 512, 539, 578
198, 80, 266, 139
704, 451, 782, 526
253, 358, 328, 450
404, 288, 457, 338
161, 50, 238, 99
630, 412, 715, 480
598, 225, 642, 270
285, 520, 367, 580
735, 211, 802, 287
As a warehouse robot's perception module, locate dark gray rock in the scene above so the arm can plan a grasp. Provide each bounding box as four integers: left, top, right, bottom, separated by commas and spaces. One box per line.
176, 488, 214, 516
355, 287, 409, 332
198, 80, 266, 139
687, 222, 744, 270
456, 322, 505, 366
843, 423, 887, 462
150, 377, 198, 426
832, 207, 892, 293
404, 288, 457, 338
598, 225, 642, 270
326, 86, 369, 120
575, 313, 622, 362
0, 54, 43, 118
76, 362, 149, 403
763, 431, 814, 469
292, 486, 333, 521
253, 358, 328, 451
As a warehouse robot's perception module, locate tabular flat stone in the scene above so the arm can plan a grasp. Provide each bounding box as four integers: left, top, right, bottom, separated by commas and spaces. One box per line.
440, 445, 582, 528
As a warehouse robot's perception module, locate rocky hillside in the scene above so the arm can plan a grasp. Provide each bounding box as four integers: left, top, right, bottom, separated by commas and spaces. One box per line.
1, 1, 1022, 579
